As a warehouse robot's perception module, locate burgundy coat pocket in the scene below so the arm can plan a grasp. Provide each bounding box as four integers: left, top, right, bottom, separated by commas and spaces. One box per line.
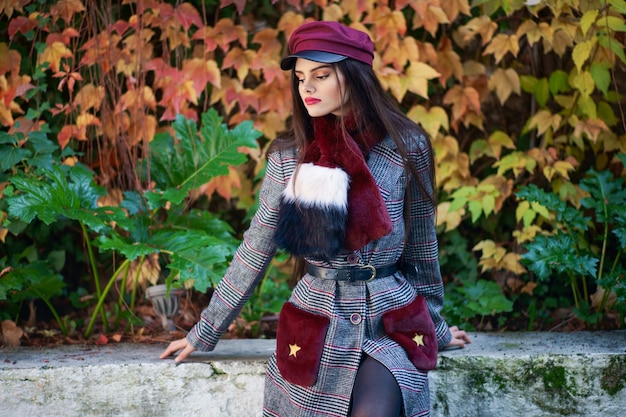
276, 301, 330, 387
382, 295, 438, 371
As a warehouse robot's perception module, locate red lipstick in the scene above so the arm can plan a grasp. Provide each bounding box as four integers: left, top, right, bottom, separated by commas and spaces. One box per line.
304, 97, 321, 105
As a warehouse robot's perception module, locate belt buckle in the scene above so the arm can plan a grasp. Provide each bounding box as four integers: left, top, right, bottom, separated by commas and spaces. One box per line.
360, 265, 376, 282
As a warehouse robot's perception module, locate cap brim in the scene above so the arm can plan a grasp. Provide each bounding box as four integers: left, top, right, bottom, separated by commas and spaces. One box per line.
280, 50, 347, 70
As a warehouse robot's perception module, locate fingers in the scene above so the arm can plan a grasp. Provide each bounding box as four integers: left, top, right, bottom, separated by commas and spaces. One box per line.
446, 326, 472, 348
175, 343, 196, 363
160, 338, 190, 360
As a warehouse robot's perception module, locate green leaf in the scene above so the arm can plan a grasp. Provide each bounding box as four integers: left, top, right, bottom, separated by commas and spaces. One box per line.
521, 233, 598, 280
149, 109, 260, 206
548, 70, 570, 95
590, 62, 611, 96
457, 279, 513, 316
609, 0, 626, 14
534, 77, 550, 107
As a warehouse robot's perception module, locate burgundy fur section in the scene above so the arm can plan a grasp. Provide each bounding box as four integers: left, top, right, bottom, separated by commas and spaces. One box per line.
276, 302, 330, 387
307, 116, 392, 251
382, 295, 438, 371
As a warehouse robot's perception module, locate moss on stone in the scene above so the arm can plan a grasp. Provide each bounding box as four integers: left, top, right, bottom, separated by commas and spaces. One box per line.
601, 356, 626, 396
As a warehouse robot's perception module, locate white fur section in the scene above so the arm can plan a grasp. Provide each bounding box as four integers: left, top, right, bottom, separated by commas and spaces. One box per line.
282, 163, 349, 208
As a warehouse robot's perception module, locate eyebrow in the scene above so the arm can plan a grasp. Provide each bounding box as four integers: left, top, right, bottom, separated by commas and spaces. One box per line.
294, 64, 333, 74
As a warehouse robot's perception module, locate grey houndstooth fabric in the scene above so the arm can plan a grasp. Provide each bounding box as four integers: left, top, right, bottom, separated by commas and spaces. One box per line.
186, 131, 452, 417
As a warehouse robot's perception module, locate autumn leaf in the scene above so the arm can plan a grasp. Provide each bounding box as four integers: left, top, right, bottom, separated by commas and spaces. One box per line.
572, 39, 596, 72
436, 201, 465, 232
0, 43, 21, 75
516, 20, 552, 46
443, 85, 482, 130
484, 34, 520, 63
183, 58, 221, 91
406, 61, 440, 98
38, 41, 73, 72
573, 117, 609, 143
192, 18, 248, 53
382, 36, 419, 71
219, 0, 246, 14
1, 320, 23, 347
406, 105, 449, 138
527, 110, 562, 136
8, 15, 37, 40
74, 83, 105, 112
223, 47, 255, 82
440, 0, 471, 21
50, 0, 86, 23
488, 68, 521, 104
409, 0, 449, 37
436, 36, 463, 85
462, 16, 498, 45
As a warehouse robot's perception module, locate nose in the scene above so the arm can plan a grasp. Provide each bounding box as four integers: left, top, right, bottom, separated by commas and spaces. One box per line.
301, 80, 314, 93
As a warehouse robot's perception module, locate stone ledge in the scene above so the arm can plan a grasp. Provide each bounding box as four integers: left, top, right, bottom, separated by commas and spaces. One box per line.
1, 332, 624, 417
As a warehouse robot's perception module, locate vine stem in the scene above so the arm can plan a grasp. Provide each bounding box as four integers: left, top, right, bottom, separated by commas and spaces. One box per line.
80, 223, 108, 332
84, 259, 130, 338
32, 288, 68, 336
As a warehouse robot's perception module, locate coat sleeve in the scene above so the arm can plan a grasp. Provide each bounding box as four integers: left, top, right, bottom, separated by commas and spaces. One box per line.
402, 132, 452, 350
186, 148, 295, 351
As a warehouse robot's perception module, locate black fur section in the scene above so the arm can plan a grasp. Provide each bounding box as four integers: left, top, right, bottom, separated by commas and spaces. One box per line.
274, 200, 347, 259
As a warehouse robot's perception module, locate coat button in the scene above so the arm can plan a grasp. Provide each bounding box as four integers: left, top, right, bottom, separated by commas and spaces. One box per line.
350, 313, 362, 325
347, 254, 359, 264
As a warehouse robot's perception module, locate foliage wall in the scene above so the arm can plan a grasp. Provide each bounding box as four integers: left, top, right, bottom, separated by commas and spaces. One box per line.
1, 0, 625, 341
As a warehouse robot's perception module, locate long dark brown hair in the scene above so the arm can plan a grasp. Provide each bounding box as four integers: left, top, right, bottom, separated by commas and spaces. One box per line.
271, 58, 437, 282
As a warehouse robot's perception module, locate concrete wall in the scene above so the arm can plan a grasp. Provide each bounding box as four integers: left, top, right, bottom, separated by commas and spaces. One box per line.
1, 332, 625, 417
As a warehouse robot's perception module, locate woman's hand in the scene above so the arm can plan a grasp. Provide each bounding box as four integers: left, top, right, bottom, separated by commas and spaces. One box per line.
160, 337, 196, 364
446, 326, 471, 349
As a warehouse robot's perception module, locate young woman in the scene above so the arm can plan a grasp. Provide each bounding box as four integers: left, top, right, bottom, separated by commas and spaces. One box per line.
161, 20, 470, 417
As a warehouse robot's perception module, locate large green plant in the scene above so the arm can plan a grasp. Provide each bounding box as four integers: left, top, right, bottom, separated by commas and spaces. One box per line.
516, 154, 626, 326
1, 109, 259, 337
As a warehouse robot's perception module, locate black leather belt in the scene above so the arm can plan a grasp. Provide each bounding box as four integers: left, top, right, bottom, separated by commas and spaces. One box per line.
307, 262, 398, 282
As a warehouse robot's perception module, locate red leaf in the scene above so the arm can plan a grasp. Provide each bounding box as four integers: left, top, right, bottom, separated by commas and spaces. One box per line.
95, 333, 109, 345
8, 16, 36, 40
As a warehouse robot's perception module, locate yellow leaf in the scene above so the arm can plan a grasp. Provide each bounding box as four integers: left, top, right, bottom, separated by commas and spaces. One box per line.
483, 34, 520, 63
572, 39, 596, 72
255, 111, 285, 140
580, 10, 599, 36
462, 16, 498, 45
513, 225, 543, 243
406, 61, 440, 98
545, 27, 574, 57
440, 0, 471, 21
502, 252, 527, 275
436, 201, 464, 232
406, 105, 449, 138
382, 37, 419, 71
322, 3, 344, 21
487, 131, 516, 159
488, 68, 521, 104
38, 41, 73, 72
569, 70, 595, 96
74, 83, 105, 112
528, 110, 562, 136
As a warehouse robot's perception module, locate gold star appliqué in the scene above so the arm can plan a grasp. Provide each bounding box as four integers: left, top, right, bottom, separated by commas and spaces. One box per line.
289, 343, 302, 358
412, 333, 425, 347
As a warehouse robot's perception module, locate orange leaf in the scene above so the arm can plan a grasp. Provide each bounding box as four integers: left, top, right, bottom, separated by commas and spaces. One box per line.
573, 117, 609, 143
1, 320, 23, 347
183, 58, 221, 91
443, 85, 482, 129
50, 0, 86, 23
410, 0, 449, 37
192, 18, 248, 53
223, 48, 253, 82
219, 0, 246, 14
38, 41, 73, 72
255, 111, 285, 140
95, 333, 109, 345
0, 43, 21, 75
251, 28, 282, 60
382, 36, 419, 71
436, 36, 463, 85
57, 125, 74, 149
202, 166, 241, 200
0, 0, 27, 18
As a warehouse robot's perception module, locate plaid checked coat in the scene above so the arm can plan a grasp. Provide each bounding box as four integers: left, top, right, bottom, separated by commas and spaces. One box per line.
187, 130, 452, 417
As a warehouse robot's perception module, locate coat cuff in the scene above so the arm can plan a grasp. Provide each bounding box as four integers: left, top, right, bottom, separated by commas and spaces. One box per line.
436, 320, 452, 351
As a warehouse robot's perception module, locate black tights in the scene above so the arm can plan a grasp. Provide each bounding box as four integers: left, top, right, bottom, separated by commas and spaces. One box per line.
349, 355, 403, 417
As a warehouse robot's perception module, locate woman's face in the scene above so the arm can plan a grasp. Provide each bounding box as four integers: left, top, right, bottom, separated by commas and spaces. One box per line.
294, 58, 348, 117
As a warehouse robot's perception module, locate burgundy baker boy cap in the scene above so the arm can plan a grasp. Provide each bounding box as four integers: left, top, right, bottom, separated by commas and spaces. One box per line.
280, 21, 374, 70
